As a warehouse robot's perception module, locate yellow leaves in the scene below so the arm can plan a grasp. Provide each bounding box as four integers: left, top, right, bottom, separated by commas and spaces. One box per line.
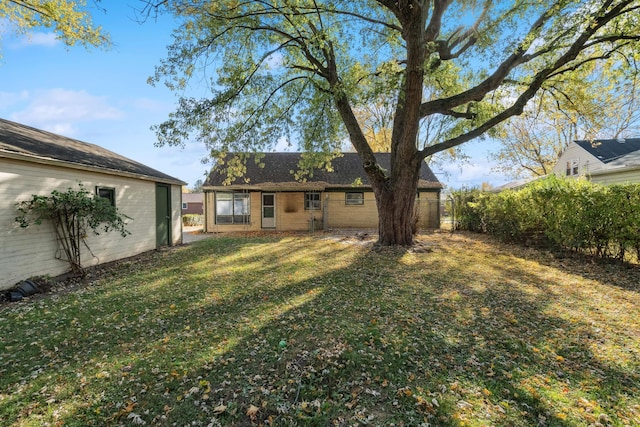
246, 404, 260, 420
345, 400, 357, 409
95, 371, 110, 379
0, 0, 111, 51
213, 404, 227, 415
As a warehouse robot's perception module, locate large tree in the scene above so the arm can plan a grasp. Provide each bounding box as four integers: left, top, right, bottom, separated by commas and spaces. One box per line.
147, 0, 640, 246
0, 0, 110, 51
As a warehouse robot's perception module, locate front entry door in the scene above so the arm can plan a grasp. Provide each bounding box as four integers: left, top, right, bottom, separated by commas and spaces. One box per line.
262, 193, 275, 228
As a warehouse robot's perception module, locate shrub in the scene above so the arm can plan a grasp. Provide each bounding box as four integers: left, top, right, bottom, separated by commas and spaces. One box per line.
183, 214, 203, 226
15, 183, 131, 276
453, 176, 640, 263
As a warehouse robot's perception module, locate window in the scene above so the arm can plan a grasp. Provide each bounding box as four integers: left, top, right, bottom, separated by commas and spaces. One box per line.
345, 192, 364, 205
182, 202, 188, 210
566, 159, 579, 176
215, 192, 250, 224
95, 186, 115, 206
305, 192, 321, 210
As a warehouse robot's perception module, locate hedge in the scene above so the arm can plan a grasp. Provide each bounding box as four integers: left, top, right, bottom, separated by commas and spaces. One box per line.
452, 176, 640, 262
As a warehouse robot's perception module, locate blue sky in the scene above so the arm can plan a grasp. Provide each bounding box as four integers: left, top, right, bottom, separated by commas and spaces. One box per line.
0, 2, 509, 190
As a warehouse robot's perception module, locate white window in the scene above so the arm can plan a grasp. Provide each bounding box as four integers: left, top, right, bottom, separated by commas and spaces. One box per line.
182, 202, 188, 209
305, 192, 321, 210
216, 192, 250, 224
566, 159, 579, 176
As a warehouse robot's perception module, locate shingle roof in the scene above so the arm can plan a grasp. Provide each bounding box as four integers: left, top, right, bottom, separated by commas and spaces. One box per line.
576, 138, 640, 164
205, 152, 442, 190
0, 118, 185, 185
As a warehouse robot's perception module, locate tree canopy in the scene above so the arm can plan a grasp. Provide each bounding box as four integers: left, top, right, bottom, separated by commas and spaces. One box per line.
492, 60, 640, 178
148, 0, 640, 245
0, 0, 110, 51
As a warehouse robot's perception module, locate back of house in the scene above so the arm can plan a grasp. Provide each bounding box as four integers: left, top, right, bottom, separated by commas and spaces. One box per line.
202, 152, 442, 233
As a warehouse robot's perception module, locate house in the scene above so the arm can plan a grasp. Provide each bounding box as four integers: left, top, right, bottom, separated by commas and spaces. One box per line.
202, 152, 442, 233
552, 138, 640, 185
182, 192, 204, 215
0, 118, 185, 291
491, 176, 545, 192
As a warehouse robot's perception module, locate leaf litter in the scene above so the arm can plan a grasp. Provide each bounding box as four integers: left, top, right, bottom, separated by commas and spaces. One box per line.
0, 230, 638, 426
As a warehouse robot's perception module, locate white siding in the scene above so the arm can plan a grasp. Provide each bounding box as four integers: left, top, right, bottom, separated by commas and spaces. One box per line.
552, 143, 604, 177
1, 158, 182, 290
590, 168, 640, 185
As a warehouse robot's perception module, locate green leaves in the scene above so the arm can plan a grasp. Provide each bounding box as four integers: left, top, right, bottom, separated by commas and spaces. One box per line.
15, 182, 131, 276
0, 0, 111, 52
453, 176, 640, 262
1, 232, 639, 425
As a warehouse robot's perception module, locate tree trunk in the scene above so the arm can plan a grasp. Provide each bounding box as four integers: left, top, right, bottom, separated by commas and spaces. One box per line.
373, 154, 421, 246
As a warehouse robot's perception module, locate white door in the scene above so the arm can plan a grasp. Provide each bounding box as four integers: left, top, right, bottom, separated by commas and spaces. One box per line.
262, 193, 276, 228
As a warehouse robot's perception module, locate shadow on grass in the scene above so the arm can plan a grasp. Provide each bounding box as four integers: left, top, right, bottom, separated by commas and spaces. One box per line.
0, 233, 638, 426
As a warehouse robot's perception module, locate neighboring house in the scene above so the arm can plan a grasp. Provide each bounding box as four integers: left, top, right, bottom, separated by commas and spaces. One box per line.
202, 152, 442, 233
0, 118, 185, 291
182, 192, 204, 215
491, 176, 545, 192
552, 138, 640, 185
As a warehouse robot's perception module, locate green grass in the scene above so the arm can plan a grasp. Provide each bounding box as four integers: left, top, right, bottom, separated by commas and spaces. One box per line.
1, 231, 639, 426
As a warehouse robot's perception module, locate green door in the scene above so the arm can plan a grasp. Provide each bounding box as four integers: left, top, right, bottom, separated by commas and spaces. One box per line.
156, 184, 171, 247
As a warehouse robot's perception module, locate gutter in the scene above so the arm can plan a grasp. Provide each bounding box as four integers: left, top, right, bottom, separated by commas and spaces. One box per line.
1, 150, 187, 186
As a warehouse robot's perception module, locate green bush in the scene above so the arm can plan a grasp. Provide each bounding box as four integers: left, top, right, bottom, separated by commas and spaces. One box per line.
453, 176, 640, 263
182, 214, 203, 226
15, 183, 131, 276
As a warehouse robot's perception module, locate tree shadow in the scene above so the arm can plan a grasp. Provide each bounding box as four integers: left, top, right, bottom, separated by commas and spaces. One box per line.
0, 233, 638, 426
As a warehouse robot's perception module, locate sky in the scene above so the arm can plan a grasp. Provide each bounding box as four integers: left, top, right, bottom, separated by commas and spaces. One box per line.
0, 2, 510, 191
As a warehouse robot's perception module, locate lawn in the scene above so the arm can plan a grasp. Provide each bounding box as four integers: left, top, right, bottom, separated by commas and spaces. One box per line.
0, 231, 639, 426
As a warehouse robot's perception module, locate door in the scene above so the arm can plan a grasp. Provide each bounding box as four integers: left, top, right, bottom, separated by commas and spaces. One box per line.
156, 184, 171, 247
262, 193, 276, 228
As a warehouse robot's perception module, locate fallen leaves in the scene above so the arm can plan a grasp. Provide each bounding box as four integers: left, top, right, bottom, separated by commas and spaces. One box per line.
0, 232, 638, 425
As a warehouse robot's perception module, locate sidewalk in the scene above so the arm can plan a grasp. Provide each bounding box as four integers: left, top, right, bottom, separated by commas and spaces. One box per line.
182, 226, 212, 244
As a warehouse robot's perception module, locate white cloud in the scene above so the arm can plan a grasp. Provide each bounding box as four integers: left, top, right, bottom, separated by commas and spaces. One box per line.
0, 26, 60, 49
16, 32, 59, 48
9, 89, 123, 136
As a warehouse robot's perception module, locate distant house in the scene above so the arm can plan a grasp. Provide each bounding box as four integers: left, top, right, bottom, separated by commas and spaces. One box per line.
552, 138, 640, 185
0, 118, 185, 291
202, 152, 442, 233
182, 193, 204, 215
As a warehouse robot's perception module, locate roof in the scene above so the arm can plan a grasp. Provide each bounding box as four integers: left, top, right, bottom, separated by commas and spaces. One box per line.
182, 193, 204, 203
0, 118, 185, 185
575, 138, 640, 164
491, 175, 545, 192
205, 152, 442, 190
